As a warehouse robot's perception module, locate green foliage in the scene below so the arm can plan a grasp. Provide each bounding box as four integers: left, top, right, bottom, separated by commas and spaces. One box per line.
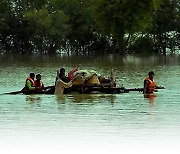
151, 0, 179, 33
129, 36, 155, 53
0, 0, 179, 54
150, 0, 180, 53
25, 8, 52, 33
0, 1, 9, 31
24, 5, 70, 53
90, 0, 162, 53
50, 0, 97, 54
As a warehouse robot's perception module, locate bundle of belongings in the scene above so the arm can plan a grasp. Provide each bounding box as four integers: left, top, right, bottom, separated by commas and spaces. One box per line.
72, 70, 100, 85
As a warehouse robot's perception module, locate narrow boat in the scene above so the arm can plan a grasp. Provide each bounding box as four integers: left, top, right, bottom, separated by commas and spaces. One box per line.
23, 84, 127, 95
2, 84, 164, 95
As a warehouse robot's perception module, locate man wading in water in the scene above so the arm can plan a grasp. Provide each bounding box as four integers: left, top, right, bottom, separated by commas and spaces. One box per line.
143, 71, 156, 94
54, 68, 74, 96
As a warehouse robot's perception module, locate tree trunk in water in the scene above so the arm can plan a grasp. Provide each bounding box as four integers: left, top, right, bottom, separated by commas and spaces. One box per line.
48, 40, 58, 54
162, 33, 167, 55
115, 30, 126, 54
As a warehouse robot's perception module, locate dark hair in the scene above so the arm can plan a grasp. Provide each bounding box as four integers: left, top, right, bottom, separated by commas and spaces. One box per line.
30, 72, 35, 78
36, 74, 41, 78
60, 68, 65, 74
148, 71, 154, 76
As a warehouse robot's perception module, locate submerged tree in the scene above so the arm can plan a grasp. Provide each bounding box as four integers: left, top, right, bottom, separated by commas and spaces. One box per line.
90, 0, 162, 53
0, 0, 179, 55
150, 0, 180, 54
0, 0, 11, 51
24, 8, 70, 54
50, 0, 98, 55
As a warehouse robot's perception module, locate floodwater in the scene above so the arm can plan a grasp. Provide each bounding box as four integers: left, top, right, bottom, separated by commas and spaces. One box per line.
0, 53, 180, 153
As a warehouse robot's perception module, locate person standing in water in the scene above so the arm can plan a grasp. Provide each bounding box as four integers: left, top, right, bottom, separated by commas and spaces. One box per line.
54, 68, 73, 95
143, 71, 156, 94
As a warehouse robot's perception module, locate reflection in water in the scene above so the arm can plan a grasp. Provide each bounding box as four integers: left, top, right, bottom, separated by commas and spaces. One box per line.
68, 94, 116, 104
144, 93, 156, 106
55, 94, 116, 113
55, 93, 116, 104
1, 53, 180, 68
70, 94, 102, 104
26, 95, 42, 109
55, 95, 66, 104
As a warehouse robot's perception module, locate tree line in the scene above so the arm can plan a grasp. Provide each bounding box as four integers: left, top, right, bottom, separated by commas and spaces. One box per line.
0, 0, 179, 55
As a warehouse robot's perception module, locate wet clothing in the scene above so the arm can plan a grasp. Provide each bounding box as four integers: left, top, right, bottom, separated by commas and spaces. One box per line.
54, 79, 72, 95
25, 77, 35, 91
144, 77, 156, 93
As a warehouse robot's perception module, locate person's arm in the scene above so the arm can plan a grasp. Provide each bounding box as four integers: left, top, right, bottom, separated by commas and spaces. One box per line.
59, 79, 72, 88
55, 70, 59, 83
143, 80, 149, 94
68, 68, 78, 80
26, 80, 36, 90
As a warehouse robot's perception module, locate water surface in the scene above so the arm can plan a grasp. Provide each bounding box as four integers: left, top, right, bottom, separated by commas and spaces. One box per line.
0, 54, 180, 152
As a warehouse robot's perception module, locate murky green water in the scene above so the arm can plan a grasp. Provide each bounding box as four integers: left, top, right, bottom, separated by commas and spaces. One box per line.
0, 54, 180, 152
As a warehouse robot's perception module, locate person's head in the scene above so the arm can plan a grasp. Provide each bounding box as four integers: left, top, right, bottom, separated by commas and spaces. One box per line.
29, 73, 35, 80
59, 68, 65, 79
148, 71, 154, 79
60, 68, 65, 75
36, 74, 42, 80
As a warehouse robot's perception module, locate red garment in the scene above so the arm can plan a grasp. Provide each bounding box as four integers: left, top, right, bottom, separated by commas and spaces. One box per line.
144, 77, 156, 93
34, 80, 43, 88
68, 68, 78, 80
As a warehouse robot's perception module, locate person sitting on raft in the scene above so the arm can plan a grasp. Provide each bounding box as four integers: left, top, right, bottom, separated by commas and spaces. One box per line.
25, 72, 41, 91
34, 74, 44, 91
98, 69, 116, 87
143, 71, 156, 94
55, 68, 74, 95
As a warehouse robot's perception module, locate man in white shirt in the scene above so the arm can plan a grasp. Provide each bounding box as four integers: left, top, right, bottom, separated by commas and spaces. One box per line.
54, 68, 73, 95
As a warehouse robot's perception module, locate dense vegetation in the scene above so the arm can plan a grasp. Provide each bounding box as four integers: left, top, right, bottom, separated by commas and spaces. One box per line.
0, 0, 179, 54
